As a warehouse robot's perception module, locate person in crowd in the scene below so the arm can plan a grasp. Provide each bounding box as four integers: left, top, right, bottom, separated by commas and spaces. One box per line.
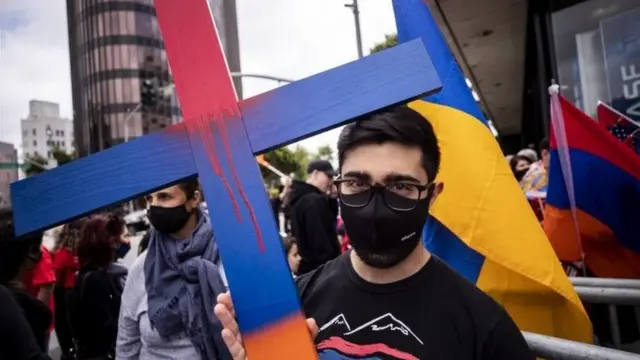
22, 238, 56, 351
52, 218, 86, 360
214, 105, 534, 359
69, 213, 128, 360
286, 159, 341, 275
539, 138, 550, 170
269, 186, 283, 227
516, 148, 548, 192
336, 216, 351, 253
117, 179, 230, 360
282, 235, 301, 276
0, 208, 52, 360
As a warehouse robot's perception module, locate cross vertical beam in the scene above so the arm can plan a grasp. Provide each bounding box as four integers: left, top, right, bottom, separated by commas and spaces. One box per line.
155, 1, 316, 358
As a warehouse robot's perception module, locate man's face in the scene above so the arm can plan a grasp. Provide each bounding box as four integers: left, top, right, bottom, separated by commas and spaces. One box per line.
146, 185, 200, 212
310, 170, 334, 193
340, 142, 441, 266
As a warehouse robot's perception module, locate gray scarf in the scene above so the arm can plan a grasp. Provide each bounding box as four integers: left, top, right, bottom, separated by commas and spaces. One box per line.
144, 210, 230, 360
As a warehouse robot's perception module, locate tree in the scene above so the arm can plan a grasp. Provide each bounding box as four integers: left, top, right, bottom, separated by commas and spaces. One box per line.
370, 33, 398, 54
51, 146, 75, 166
23, 153, 50, 177
260, 145, 310, 184
313, 144, 334, 162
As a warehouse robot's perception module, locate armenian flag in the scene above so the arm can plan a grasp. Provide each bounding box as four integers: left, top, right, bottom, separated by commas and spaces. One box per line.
544, 95, 640, 279
393, 0, 591, 342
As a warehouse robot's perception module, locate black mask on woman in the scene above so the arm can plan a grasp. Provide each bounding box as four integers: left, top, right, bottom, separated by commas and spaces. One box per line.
148, 203, 193, 234
340, 187, 433, 269
514, 168, 528, 182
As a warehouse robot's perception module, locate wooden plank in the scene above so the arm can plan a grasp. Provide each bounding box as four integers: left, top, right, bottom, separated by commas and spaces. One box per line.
241, 38, 440, 152
154, 1, 317, 358
11, 40, 440, 237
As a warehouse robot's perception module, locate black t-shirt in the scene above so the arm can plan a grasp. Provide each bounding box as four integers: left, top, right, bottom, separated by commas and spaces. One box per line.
296, 252, 535, 360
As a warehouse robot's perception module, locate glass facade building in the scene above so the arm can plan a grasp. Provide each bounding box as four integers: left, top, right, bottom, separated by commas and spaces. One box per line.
552, 0, 640, 121
66, 0, 242, 156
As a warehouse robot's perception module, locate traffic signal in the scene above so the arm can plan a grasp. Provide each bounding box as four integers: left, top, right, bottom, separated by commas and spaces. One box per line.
141, 78, 158, 108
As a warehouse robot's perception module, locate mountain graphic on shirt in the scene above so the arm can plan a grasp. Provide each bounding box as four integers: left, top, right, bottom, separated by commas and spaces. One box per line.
320, 313, 423, 345
317, 313, 423, 360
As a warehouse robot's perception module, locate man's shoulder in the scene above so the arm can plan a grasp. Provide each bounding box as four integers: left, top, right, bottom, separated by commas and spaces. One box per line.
295, 253, 346, 296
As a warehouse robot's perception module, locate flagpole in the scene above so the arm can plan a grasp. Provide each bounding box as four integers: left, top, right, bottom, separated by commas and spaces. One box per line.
548, 82, 585, 269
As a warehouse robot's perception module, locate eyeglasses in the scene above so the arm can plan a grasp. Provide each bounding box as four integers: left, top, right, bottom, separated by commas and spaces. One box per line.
333, 178, 433, 211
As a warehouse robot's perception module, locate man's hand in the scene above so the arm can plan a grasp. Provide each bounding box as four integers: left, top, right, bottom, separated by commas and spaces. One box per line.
214, 292, 318, 360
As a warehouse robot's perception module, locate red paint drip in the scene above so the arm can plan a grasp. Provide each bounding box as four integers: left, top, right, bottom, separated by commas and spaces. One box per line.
184, 114, 241, 220
214, 112, 265, 252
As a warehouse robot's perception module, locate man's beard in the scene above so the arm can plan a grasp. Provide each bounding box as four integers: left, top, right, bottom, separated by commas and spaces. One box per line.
354, 239, 421, 269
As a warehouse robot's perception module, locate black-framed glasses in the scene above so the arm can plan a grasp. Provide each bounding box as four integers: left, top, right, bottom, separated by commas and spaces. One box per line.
334, 178, 433, 211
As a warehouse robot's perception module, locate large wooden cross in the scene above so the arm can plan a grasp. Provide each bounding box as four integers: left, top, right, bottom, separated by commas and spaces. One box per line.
11, 1, 440, 358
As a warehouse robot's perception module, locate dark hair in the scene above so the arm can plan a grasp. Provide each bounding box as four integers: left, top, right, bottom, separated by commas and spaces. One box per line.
54, 217, 87, 252
282, 235, 297, 255
337, 105, 441, 180
178, 178, 200, 199
509, 155, 532, 172
0, 209, 44, 284
539, 138, 549, 152
77, 213, 125, 269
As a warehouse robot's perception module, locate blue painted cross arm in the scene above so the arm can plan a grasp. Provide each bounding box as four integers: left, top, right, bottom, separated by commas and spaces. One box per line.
10, 39, 440, 237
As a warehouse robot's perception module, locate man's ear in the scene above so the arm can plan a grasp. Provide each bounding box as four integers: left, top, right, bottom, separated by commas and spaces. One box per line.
430, 182, 444, 206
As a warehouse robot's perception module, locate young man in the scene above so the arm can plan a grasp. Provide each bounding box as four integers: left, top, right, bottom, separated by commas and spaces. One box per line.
286, 159, 341, 275
215, 105, 534, 359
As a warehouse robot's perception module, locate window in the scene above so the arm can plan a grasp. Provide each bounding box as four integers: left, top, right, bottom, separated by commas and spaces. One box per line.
62, 141, 66, 147
61, 130, 65, 136
33, 140, 37, 146
48, 151, 52, 159
32, 129, 36, 136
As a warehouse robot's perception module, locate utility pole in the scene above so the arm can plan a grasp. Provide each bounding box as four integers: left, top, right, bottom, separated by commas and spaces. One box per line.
345, 0, 364, 59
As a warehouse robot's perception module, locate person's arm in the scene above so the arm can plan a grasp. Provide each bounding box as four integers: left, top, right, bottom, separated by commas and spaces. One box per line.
116, 268, 142, 360
0, 286, 51, 360
481, 311, 535, 360
301, 198, 339, 266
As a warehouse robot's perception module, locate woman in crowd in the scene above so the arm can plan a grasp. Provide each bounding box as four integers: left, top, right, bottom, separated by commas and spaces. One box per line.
117, 179, 230, 360
52, 218, 85, 360
69, 213, 128, 360
282, 235, 301, 276
0, 208, 52, 360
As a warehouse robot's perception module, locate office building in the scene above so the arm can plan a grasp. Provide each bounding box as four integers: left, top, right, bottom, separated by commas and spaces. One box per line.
65, 0, 242, 157
0, 142, 19, 207
21, 100, 75, 161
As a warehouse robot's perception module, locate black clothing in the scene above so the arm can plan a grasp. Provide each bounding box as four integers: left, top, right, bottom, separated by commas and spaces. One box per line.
69, 265, 127, 359
296, 252, 534, 360
0, 284, 51, 360
270, 196, 282, 226
287, 181, 340, 274
53, 285, 75, 357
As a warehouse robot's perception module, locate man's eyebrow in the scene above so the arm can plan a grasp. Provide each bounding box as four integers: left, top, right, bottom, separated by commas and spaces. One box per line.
341, 171, 370, 180
383, 173, 422, 183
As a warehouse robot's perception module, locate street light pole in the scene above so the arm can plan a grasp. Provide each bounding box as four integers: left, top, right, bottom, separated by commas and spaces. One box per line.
345, 0, 364, 59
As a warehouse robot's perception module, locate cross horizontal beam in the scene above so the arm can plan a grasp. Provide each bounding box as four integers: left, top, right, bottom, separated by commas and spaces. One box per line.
11, 39, 439, 237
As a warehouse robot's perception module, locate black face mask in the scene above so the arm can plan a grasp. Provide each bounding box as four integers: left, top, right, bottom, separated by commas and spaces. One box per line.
514, 168, 528, 182
341, 188, 433, 269
148, 203, 193, 235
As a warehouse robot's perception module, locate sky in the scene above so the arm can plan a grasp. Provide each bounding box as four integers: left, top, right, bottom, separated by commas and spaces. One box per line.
0, 0, 398, 160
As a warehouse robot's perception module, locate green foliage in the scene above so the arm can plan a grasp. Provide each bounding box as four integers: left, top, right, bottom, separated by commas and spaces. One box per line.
51, 146, 75, 166
370, 33, 398, 54
260, 146, 310, 184
23, 153, 50, 177
313, 144, 334, 162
